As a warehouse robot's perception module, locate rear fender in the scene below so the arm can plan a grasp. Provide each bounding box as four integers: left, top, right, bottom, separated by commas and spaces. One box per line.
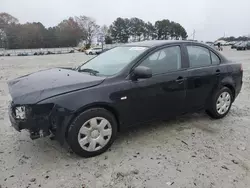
205, 76, 235, 108
220, 77, 236, 100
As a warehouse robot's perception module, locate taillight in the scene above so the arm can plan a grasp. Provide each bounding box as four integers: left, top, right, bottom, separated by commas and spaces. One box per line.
240, 64, 243, 72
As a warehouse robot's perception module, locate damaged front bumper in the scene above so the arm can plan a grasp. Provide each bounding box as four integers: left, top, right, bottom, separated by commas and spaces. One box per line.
8, 102, 54, 139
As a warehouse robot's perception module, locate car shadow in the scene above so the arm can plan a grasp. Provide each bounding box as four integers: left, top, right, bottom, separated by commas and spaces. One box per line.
14, 112, 221, 161
116, 112, 219, 142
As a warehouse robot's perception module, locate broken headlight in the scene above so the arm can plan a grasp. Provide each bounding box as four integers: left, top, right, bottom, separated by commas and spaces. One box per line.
15, 106, 26, 119
15, 106, 31, 119
14, 104, 54, 120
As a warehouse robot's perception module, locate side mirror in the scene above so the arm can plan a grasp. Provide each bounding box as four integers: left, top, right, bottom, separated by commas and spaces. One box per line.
132, 66, 152, 80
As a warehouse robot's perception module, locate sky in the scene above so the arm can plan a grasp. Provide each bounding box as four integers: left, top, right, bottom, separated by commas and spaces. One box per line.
1, 0, 250, 41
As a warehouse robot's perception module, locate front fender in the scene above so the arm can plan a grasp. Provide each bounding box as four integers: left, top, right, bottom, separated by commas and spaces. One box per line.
38, 87, 116, 144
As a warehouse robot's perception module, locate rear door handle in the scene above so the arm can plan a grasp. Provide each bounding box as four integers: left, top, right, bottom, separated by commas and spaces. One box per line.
176, 76, 184, 84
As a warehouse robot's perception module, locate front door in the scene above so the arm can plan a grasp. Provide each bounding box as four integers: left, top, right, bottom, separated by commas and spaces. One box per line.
126, 45, 187, 124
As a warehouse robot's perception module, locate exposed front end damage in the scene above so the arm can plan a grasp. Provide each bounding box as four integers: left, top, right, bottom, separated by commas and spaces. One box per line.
7, 67, 105, 143
8, 101, 72, 141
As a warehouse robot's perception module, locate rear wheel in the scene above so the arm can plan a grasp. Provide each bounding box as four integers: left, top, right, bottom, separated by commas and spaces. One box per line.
67, 108, 117, 157
206, 87, 233, 119
89, 52, 93, 55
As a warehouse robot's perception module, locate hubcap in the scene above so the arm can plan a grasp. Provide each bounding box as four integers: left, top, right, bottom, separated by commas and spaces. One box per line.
78, 117, 112, 152
91, 130, 100, 138
216, 92, 231, 115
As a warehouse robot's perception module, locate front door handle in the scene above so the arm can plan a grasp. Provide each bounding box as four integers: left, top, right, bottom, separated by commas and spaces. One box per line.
216, 69, 221, 75
176, 76, 184, 84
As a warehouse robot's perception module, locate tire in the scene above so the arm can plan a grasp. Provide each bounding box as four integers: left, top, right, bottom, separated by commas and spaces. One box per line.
67, 108, 117, 157
89, 52, 93, 55
206, 87, 233, 119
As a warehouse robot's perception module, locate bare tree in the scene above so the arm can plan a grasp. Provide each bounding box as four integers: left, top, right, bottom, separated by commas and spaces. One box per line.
75, 16, 100, 46
0, 13, 18, 48
0, 12, 18, 26
101, 25, 109, 36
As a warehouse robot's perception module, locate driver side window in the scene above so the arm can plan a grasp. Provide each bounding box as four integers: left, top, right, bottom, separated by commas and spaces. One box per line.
140, 46, 181, 75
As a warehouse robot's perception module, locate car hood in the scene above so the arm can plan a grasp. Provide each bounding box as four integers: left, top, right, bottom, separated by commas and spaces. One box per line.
8, 68, 105, 104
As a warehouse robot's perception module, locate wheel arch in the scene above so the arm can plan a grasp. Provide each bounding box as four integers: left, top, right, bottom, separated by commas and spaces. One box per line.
64, 103, 120, 138
220, 77, 236, 101
222, 83, 236, 101
206, 77, 236, 109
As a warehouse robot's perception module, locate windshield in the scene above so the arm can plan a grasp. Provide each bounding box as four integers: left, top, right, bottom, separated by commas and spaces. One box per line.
79, 46, 148, 76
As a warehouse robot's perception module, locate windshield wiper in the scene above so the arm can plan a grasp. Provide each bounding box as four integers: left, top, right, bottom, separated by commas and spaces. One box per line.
79, 68, 99, 76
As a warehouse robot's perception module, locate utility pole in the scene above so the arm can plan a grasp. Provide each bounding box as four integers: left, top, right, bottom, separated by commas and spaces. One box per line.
101, 35, 105, 51
101, 37, 104, 51
193, 29, 196, 40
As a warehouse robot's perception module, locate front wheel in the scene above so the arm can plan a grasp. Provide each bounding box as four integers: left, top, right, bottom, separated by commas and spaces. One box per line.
206, 87, 233, 119
67, 108, 117, 157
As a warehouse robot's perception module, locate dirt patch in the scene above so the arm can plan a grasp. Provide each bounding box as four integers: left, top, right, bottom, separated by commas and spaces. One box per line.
1, 48, 250, 188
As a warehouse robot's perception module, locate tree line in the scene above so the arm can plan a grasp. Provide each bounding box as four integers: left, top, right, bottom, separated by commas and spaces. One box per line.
0, 12, 188, 49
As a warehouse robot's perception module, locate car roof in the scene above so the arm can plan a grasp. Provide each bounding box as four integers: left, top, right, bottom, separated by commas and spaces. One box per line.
122, 40, 227, 62
124, 40, 202, 48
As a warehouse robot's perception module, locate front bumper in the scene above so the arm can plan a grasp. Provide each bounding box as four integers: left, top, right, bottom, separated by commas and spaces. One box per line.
8, 101, 74, 143
8, 102, 52, 139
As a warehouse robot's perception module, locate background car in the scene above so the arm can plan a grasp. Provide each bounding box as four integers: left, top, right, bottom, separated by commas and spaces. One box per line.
246, 41, 250, 50
8, 41, 243, 157
229, 41, 237, 45
85, 47, 103, 55
205, 41, 214, 46
96, 48, 110, 55
231, 42, 242, 49
224, 42, 231, 46
237, 42, 248, 50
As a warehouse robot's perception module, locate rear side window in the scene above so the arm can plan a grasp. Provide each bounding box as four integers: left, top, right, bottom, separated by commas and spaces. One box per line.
210, 51, 220, 65
187, 46, 211, 68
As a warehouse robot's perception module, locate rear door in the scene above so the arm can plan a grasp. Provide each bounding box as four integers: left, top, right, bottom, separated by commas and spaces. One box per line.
184, 45, 220, 111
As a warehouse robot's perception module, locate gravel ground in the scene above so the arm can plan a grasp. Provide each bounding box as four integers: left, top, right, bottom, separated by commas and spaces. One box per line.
0, 47, 250, 188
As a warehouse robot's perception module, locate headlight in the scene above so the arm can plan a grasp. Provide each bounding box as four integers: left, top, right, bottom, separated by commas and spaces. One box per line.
15, 106, 26, 119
